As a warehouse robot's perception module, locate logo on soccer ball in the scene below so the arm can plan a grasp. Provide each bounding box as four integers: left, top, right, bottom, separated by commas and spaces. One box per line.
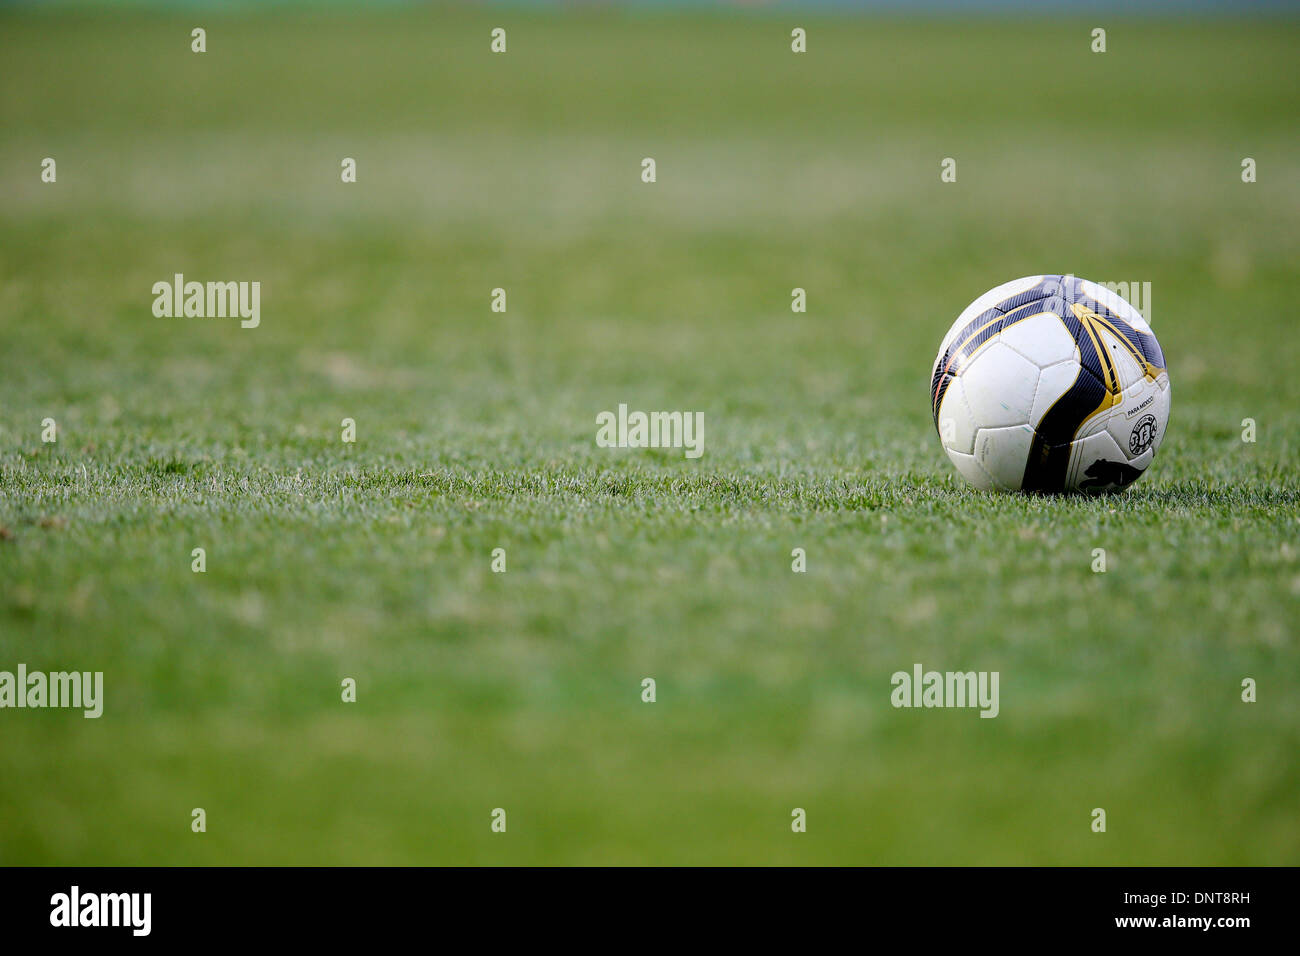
1129, 414, 1158, 456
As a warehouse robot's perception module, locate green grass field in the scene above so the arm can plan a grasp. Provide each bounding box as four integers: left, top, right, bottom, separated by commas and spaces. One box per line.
1, 7, 1298, 865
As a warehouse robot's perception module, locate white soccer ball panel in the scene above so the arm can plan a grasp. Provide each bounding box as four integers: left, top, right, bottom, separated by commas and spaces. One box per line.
997, 310, 1078, 369
945, 447, 995, 491
937, 377, 978, 455
1096, 323, 1147, 392
1029, 360, 1082, 431
973, 423, 1035, 491
1149, 375, 1171, 456
1127, 445, 1156, 476
959, 342, 1040, 430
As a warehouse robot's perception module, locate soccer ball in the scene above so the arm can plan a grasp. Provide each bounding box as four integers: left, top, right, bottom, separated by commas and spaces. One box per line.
930, 275, 1170, 493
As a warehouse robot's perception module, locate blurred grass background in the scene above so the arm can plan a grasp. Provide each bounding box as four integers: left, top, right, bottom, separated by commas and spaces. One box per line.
0, 5, 1298, 864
